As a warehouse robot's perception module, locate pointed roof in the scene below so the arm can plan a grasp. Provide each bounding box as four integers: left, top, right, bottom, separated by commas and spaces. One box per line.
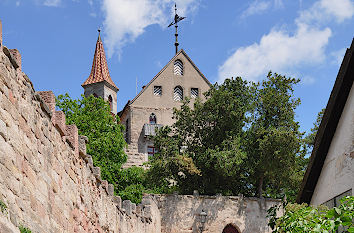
82, 33, 118, 91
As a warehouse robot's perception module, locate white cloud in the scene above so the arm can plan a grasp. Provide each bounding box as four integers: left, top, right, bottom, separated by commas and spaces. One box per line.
297, 0, 354, 24
16, 1, 20, 6
218, 24, 331, 82
241, 0, 271, 18
102, 0, 200, 58
217, 0, 353, 83
43, 0, 61, 7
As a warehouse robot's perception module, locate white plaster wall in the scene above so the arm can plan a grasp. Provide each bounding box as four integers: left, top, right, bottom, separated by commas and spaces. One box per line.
311, 82, 354, 205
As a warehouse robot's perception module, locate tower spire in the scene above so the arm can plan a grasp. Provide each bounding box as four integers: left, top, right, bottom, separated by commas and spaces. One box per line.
168, 3, 186, 54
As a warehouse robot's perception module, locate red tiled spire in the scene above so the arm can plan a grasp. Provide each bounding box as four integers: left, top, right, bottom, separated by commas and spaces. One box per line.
82, 32, 118, 90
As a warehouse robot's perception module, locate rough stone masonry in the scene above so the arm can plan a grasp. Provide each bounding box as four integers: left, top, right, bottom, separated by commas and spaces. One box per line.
0, 21, 281, 233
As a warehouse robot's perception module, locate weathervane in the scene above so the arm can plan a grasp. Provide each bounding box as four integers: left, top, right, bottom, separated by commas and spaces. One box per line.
168, 3, 186, 54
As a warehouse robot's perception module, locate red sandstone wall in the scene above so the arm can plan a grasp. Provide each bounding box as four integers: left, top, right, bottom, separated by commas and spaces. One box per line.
0, 46, 161, 232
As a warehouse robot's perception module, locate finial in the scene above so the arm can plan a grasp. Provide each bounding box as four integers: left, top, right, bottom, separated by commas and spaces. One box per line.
168, 3, 186, 54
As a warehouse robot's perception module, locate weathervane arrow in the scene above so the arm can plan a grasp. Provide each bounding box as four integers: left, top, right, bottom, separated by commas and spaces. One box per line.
168, 3, 186, 54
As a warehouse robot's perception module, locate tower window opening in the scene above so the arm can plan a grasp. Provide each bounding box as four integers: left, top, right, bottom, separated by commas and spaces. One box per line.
174, 86, 183, 101
174, 59, 183, 75
149, 113, 157, 124
108, 95, 113, 111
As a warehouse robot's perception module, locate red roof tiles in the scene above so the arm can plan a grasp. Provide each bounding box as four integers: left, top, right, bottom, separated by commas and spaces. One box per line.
82, 34, 118, 91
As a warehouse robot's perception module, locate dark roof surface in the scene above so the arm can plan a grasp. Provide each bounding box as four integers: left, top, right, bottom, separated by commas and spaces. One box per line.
296, 38, 354, 204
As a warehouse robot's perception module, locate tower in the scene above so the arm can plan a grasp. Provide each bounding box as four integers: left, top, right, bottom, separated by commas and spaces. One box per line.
82, 30, 119, 113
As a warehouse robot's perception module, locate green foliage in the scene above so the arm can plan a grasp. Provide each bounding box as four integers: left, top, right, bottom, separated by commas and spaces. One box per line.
56, 94, 127, 194
19, 226, 32, 233
267, 196, 354, 232
148, 72, 307, 200
304, 108, 325, 152
116, 166, 147, 203
0, 200, 7, 214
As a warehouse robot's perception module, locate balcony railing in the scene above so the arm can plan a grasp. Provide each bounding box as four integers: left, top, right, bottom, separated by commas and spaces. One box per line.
143, 123, 163, 137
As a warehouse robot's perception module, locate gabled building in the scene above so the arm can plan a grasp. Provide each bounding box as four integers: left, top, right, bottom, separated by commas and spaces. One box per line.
82, 31, 119, 114
297, 38, 354, 206
119, 49, 211, 167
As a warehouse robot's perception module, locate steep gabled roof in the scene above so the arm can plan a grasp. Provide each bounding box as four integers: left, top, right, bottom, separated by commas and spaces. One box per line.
296, 38, 354, 204
129, 49, 211, 105
82, 34, 118, 91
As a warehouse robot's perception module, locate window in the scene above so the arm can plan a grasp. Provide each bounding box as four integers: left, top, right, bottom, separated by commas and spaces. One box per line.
174, 86, 183, 101
154, 86, 162, 96
147, 146, 155, 156
108, 95, 113, 111
191, 88, 199, 98
149, 113, 157, 124
125, 119, 130, 143
322, 189, 352, 233
174, 59, 183, 75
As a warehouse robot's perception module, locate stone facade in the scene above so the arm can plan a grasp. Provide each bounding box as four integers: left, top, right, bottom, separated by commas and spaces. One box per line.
120, 50, 211, 167
154, 194, 281, 233
0, 43, 161, 233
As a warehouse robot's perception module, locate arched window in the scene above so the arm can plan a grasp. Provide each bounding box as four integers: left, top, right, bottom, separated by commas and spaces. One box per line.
149, 113, 156, 124
174, 59, 183, 76
174, 86, 183, 101
108, 95, 113, 111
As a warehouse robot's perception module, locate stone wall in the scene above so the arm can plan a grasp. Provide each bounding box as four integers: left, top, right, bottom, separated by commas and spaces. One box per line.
154, 194, 281, 233
0, 44, 161, 232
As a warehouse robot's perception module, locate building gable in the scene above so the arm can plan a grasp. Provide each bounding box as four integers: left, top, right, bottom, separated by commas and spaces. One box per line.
129, 49, 211, 108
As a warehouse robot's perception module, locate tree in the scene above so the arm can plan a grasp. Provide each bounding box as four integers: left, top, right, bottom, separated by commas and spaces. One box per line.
304, 108, 325, 151
245, 72, 306, 198
267, 196, 354, 232
56, 94, 127, 193
147, 72, 306, 200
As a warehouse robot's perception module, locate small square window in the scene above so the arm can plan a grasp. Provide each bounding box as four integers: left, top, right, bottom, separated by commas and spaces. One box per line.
147, 146, 156, 156
154, 86, 162, 96
191, 88, 199, 98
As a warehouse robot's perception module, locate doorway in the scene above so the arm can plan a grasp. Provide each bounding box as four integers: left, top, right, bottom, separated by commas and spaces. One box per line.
222, 224, 239, 233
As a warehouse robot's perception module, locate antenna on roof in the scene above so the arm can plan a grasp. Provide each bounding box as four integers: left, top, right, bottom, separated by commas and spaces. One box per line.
168, 3, 186, 54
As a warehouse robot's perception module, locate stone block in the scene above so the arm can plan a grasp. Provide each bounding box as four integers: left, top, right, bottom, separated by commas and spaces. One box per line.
78, 135, 88, 157
34, 92, 52, 118
112, 196, 121, 208
107, 184, 114, 196
0, 118, 7, 141
122, 200, 132, 215
9, 49, 21, 72
54, 111, 66, 136
37, 91, 55, 113
86, 155, 93, 166
92, 167, 101, 179
66, 124, 78, 155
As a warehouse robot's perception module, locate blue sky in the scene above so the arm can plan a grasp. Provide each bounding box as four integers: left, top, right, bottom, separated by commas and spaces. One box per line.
1, 0, 353, 135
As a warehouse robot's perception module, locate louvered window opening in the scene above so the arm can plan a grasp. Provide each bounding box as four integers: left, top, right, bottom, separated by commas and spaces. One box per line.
174, 60, 183, 76
191, 88, 199, 98
154, 86, 162, 96
174, 86, 183, 101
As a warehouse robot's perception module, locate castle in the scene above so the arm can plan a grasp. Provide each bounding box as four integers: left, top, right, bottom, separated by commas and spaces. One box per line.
0, 19, 280, 233
81, 29, 211, 167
